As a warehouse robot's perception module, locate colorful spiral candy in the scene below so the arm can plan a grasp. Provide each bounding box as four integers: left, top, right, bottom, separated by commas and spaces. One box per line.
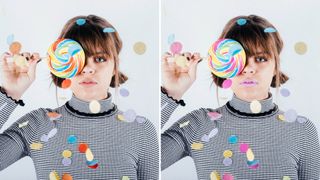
208, 39, 246, 78
47, 39, 85, 78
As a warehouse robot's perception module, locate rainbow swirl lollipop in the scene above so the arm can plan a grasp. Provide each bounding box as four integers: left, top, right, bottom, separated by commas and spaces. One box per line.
208, 39, 246, 78
47, 39, 85, 78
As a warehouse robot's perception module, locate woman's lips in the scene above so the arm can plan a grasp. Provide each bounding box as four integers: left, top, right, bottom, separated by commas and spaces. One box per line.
240, 80, 258, 87
79, 81, 97, 86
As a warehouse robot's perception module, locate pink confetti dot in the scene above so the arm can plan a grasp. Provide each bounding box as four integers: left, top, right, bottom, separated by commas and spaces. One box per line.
170, 42, 183, 54
223, 173, 234, 180
222, 79, 232, 89
207, 112, 222, 121
239, 143, 249, 153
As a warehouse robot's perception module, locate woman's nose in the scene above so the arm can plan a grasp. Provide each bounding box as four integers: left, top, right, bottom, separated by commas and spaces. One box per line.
81, 63, 95, 74
242, 58, 256, 75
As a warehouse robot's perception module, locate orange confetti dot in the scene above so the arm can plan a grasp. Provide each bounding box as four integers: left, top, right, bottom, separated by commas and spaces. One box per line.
9, 41, 22, 54
79, 143, 88, 153
62, 173, 73, 180
61, 79, 72, 89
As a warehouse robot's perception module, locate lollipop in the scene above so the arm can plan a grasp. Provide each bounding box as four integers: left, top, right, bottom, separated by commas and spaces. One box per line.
47, 39, 85, 78
208, 39, 246, 78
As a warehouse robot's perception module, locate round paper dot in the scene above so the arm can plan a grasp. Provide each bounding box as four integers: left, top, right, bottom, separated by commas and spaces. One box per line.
136, 116, 146, 124
47, 112, 62, 120
123, 109, 137, 122
191, 142, 204, 150
210, 171, 220, 180
76, 18, 86, 25
283, 176, 291, 180
30, 142, 43, 150
247, 159, 259, 166
117, 114, 125, 121
48, 128, 58, 139
297, 116, 307, 124
237, 18, 247, 26
40, 134, 49, 142
13, 55, 27, 67
223, 150, 233, 158
223, 157, 233, 166
85, 148, 94, 161
208, 128, 218, 138
120, 88, 129, 97
294, 42, 307, 55
133, 42, 146, 55
49, 171, 60, 180
264, 27, 276, 33
222, 173, 234, 180
87, 159, 99, 166
61, 79, 72, 89
170, 41, 183, 54
277, 114, 285, 121
167, 34, 175, 44
62, 150, 72, 158
62, 157, 72, 166
103, 27, 115, 33
249, 163, 260, 169
89, 100, 101, 114
239, 143, 249, 153
246, 148, 255, 161
228, 135, 238, 144
9, 42, 22, 54
250, 100, 261, 113
207, 112, 222, 121
7, 34, 14, 45
62, 173, 73, 180
174, 55, 188, 68
122, 176, 130, 180
67, 135, 77, 144
222, 79, 232, 89
201, 134, 210, 142
79, 143, 88, 153
88, 163, 99, 169
284, 109, 298, 122
280, 88, 290, 97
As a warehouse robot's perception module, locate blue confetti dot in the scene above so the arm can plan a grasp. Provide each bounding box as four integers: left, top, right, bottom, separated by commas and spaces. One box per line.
6, 34, 14, 45
120, 88, 129, 97
76, 18, 86, 26
103, 27, 115, 33
228, 135, 238, 144
264, 27, 276, 33
237, 18, 247, 26
86, 159, 99, 166
168, 34, 175, 44
67, 135, 77, 144
247, 159, 259, 166
280, 88, 290, 97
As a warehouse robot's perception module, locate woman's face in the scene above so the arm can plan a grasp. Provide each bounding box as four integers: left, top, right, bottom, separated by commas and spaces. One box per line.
230, 51, 275, 102
70, 52, 115, 102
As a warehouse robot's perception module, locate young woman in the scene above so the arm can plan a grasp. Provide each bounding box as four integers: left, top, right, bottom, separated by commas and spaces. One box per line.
0, 15, 158, 180
161, 15, 320, 179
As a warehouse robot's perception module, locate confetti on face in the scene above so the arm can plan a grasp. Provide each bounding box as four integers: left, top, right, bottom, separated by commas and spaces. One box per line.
201, 134, 210, 142
277, 114, 285, 121
208, 128, 219, 138
264, 27, 276, 33
168, 34, 175, 44
179, 121, 190, 128
49, 171, 60, 180
47, 128, 58, 139
85, 148, 94, 161
222, 173, 234, 180
170, 42, 183, 54
62, 157, 72, 166
103, 27, 115, 33
210, 171, 220, 180
222, 79, 232, 89
223, 150, 233, 158
119, 88, 130, 97
250, 100, 261, 113
18, 121, 29, 128
284, 109, 298, 122
297, 116, 307, 124
89, 100, 101, 114
283, 176, 291, 180
133, 42, 146, 55
76, 18, 86, 26
67, 135, 77, 144
228, 135, 238, 144
246, 148, 255, 161
13, 55, 27, 67
61, 79, 72, 89
117, 114, 125, 121
7, 34, 14, 45
223, 157, 233, 166
40, 134, 49, 142
280, 88, 290, 97
136, 116, 146, 124
62, 173, 73, 180
9, 41, 22, 54
239, 143, 249, 153
30, 142, 43, 150
79, 143, 89, 153
123, 109, 137, 122
207, 112, 222, 121
62, 150, 72, 158
191, 142, 204, 150
294, 42, 307, 55
122, 176, 130, 180
174, 55, 188, 68
237, 18, 247, 26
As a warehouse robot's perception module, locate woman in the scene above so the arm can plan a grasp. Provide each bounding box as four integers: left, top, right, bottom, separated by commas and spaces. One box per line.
0, 15, 158, 180
161, 15, 320, 179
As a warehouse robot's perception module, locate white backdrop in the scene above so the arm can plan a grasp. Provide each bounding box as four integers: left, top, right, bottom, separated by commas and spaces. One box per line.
0, 0, 159, 179
162, 0, 320, 179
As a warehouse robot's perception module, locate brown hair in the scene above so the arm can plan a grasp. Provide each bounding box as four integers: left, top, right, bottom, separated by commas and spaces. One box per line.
212, 15, 288, 88
51, 15, 128, 88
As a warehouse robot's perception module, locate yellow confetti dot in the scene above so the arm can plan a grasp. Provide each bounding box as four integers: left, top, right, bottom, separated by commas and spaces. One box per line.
283, 176, 291, 180
210, 171, 221, 180
122, 176, 130, 180
294, 42, 307, 55
223, 150, 233, 158
30, 142, 43, 150
179, 121, 190, 128
250, 100, 261, 113
89, 100, 100, 113
246, 148, 255, 161
277, 114, 285, 121
117, 114, 125, 121
18, 121, 29, 128
174, 55, 188, 68
133, 42, 146, 55
62, 150, 72, 158
13, 55, 27, 67
85, 148, 94, 161
191, 142, 204, 150
49, 170, 60, 180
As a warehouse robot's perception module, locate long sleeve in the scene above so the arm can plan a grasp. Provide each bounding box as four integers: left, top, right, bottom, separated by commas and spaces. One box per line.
298, 119, 320, 179
137, 119, 159, 180
161, 90, 179, 128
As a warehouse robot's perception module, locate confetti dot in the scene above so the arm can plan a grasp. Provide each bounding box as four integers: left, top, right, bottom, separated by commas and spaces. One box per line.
62, 157, 72, 166
179, 121, 190, 128
133, 42, 146, 55
40, 134, 49, 142
47, 112, 62, 120
174, 55, 188, 68
239, 143, 249, 153
207, 112, 222, 121
247, 159, 259, 166
61, 79, 72, 89
123, 109, 137, 122
223, 150, 233, 158
49, 171, 60, 180
117, 114, 125, 121
201, 134, 210, 142
79, 143, 88, 153
168, 34, 175, 44
208, 128, 218, 138
67, 135, 77, 144
264, 27, 276, 33
246, 148, 255, 161
62, 173, 73, 180
294, 42, 307, 55
284, 109, 298, 122
223, 157, 233, 166
85, 148, 94, 161
89, 100, 101, 114
237, 18, 247, 26
47, 128, 58, 139
76, 18, 86, 25
170, 41, 183, 54
210, 171, 221, 180
18, 121, 29, 128
136, 116, 146, 124
62, 150, 72, 158
280, 88, 290, 97
30, 142, 43, 150
9, 41, 22, 54
13, 55, 27, 67
7, 34, 14, 45
222, 173, 234, 180
122, 176, 130, 180
297, 116, 307, 124
222, 79, 232, 89
283, 176, 291, 180
249, 163, 260, 169
88, 163, 99, 169
191, 142, 204, 150
119, 88, 129, 97
277, 114, 285, 121
228, 135, 238, 144
86, 159, 99, 166
103, 27, 115, 33
250, 100, 261, 113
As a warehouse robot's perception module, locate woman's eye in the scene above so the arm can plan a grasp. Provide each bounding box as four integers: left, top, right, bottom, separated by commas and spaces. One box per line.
94, 57, 107, 63
256, 57, 268, 62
